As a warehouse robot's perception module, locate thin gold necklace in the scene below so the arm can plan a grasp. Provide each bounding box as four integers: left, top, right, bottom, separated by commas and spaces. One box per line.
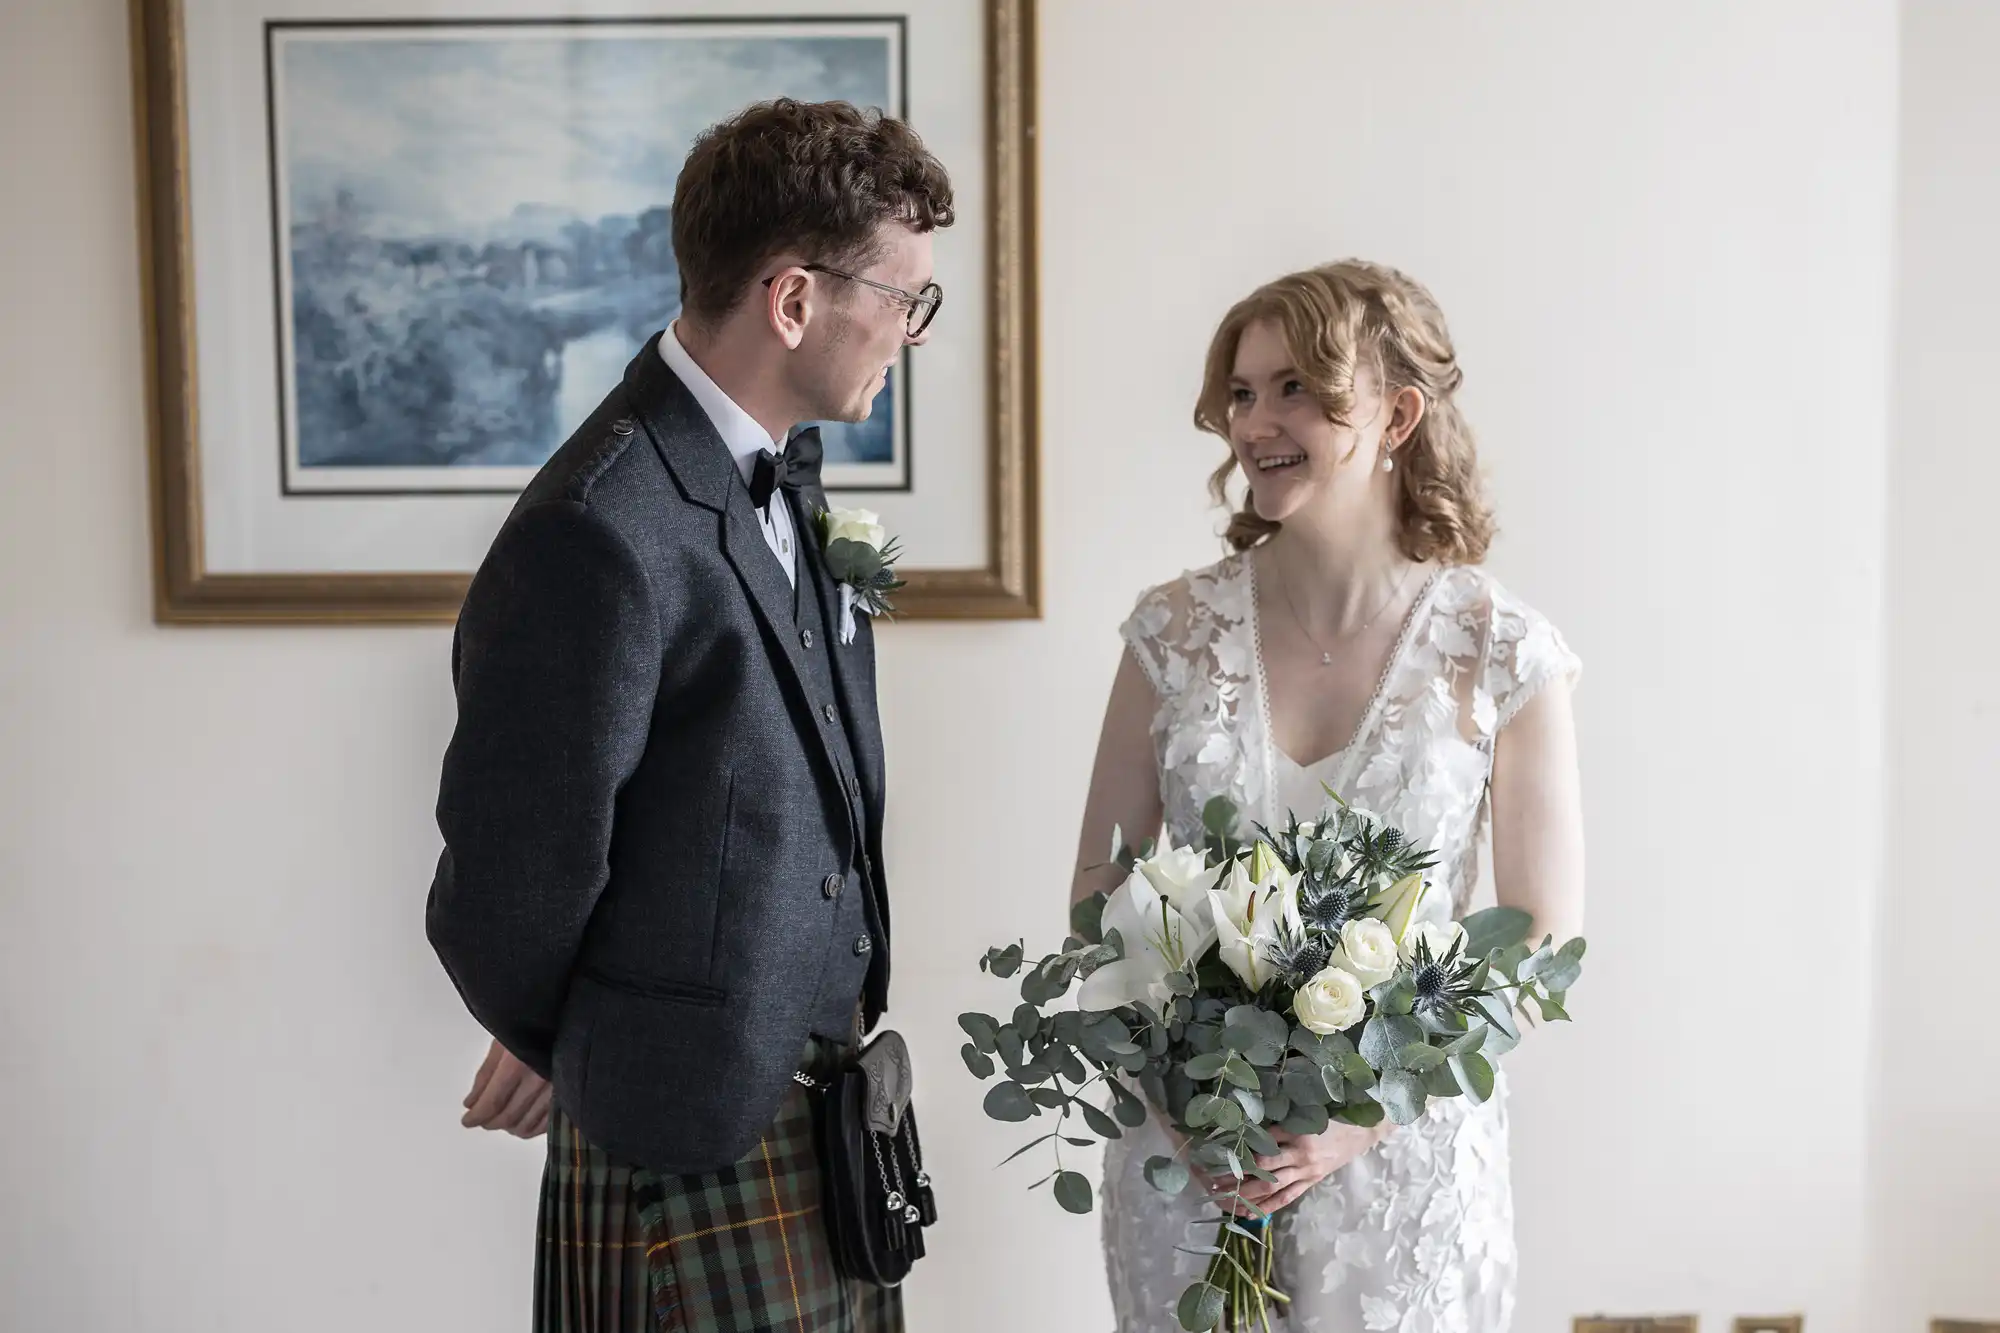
1274, 552, 1416, 667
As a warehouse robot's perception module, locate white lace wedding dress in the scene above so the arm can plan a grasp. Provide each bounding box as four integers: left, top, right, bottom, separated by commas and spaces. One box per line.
1100, 553, 1580, 1333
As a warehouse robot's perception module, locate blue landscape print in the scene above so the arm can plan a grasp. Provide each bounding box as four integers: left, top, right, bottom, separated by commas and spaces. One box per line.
270, 21, 904, 493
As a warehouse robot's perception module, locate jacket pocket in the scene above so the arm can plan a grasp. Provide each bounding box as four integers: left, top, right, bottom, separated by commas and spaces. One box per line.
578, 963, 728, 1009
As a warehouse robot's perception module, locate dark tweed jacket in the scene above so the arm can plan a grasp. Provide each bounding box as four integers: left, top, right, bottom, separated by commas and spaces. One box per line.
427, 334, 889, 1174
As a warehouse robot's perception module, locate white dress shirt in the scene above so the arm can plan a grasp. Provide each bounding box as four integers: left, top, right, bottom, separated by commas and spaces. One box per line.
657, 323, 797, 587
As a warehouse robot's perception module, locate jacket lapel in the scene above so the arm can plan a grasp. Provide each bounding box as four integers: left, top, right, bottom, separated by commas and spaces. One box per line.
792, 485, 885, 829
625, 335, 850, 802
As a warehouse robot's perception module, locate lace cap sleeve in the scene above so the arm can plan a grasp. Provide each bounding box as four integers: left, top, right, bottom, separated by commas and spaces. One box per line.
1481, 581, 1582, 733
1119, 582, 1180, 697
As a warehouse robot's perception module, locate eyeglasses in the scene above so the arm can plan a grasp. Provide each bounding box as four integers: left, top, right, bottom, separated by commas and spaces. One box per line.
763, 264, 943, 337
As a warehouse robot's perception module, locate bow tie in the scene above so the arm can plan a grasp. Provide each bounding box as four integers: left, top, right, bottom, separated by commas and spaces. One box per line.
748, 428, 824, 510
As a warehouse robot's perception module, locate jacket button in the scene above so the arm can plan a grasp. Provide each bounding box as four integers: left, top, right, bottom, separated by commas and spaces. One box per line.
822, 703, 837, 724
610, 418, 634, 436
822, 874, 843, 900
801, 628, 815, 649
853, 934, 872, 956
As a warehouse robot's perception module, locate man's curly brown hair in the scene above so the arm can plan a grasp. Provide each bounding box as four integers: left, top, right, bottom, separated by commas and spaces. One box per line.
671, 99, 955, 326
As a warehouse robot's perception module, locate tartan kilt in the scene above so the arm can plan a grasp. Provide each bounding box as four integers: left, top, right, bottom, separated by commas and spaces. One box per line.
534, 1082, 903, 1333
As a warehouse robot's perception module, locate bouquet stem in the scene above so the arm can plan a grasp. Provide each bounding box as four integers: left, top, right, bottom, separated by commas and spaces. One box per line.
1204, 1214, 1289, 1332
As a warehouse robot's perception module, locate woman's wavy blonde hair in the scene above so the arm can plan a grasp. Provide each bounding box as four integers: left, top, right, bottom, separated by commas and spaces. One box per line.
1195, 260, 1494, 563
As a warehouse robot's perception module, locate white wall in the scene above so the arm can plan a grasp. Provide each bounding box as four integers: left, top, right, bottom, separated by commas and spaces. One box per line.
0, 2, 1917, 1332
1868, 2, 2000, 1329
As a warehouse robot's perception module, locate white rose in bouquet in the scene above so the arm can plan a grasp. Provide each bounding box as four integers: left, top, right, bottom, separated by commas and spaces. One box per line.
1292, 965, 1367, 1035
1330, 917, 1400, 988
1399, 918, 1468, 965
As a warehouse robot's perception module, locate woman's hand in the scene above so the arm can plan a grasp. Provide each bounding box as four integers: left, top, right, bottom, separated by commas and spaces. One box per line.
1212, 1121, 1389, 1216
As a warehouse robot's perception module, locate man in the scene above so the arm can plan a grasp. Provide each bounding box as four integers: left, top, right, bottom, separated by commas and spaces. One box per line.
426, 98, 952, 1332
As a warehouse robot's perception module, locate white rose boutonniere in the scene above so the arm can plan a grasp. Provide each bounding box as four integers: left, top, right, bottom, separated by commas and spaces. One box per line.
814, 506, 904, 643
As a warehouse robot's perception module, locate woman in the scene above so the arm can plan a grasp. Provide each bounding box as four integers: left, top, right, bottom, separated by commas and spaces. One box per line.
1075, 261, 1585, 1331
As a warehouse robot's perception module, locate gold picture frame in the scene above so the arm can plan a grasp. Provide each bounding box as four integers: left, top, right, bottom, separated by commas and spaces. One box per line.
130, 0, 1040, 624
1933, 1322, 2000, 1333
1733, 1319, 1803, 1333
1575, 1319, 1698, 1333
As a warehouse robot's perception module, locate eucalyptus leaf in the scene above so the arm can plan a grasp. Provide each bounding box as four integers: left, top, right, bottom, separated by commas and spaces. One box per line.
1460, 905, 1533, 958
1398, 1042, 1449, 1072
1079, 1100, 1124, 1140
1028, 1087, 1069, 1109
1202, 796, 1238, 841
1069, 893, 1108, 945
1263, 1091, 1292, 1123
1284, 1065, 1330, 1107
1450, 1051, 1496, 1104
1242, 1121, 1280, 1158
1013, 1003, 1042, 1039
1533, 992, 1573, 1023
1281, 1103, 1332, 1136
960, 1043, 995, 1079
1231, 1086, 1265, 1124
995, 1131, 1057, 1165
1185, 1093, 1229, 1128
1177, 1281, 1227, 1332
1444, 1026, 1488, 1058
1336, 1098, 1386, 1128
1377, 1069, 1426, 1124
1359, 1014, 1426, 1070
1184, 1051, 1228, 1081
983, 1080, 1036, 1123
1222, 1006, 1291, 1066
1538, 955, 1583, 993
996, 1026, 1026, 1069
1421, 1062, 1463, 1098
1058, 1046, 1089, 1084
1220, 1056, 1262, 1092
1110, 1081, 1150, 1128
983, 943, 1025, 978
1144, 1155, 1192, 1196
1336, 1052, 1377, 1089
958, 1012, 1000, 1053
1373, 980, 1416, 1017
1053, 1170, 1094, 1215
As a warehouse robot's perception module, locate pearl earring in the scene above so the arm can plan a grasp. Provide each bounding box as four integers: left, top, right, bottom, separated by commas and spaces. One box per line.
1381, 453, 1395, 473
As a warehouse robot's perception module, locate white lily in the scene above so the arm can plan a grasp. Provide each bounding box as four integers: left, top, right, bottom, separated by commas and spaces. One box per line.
1207, 848, 1303, 992
1135, 834, 1225, 930
1368, 871, 1433, 945
1077, 869, 1218, 1013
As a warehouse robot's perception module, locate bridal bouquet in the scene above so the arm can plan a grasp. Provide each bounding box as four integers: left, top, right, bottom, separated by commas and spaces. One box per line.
959, 791, 1585, 1332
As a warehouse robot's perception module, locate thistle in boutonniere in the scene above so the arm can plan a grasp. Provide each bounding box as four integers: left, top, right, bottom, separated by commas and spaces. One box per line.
815, 506, 904, 643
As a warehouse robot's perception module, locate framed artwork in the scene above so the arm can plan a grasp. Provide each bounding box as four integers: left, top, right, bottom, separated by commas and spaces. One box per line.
1933, 1323, 2000, 1333
1574, 1320, 1698, 1333
132, 0, 1039, 622
1732, 1319, 1803, 1333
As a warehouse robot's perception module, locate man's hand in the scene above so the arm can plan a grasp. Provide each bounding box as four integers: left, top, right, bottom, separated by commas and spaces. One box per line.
460, 1038, 552, 1138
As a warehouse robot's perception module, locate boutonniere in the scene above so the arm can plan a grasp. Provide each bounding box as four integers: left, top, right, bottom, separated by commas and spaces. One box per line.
815, 506, 905, 644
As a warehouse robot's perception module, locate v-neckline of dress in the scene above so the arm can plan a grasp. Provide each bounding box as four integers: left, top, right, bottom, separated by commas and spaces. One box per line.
1245, 553, 1445, 792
